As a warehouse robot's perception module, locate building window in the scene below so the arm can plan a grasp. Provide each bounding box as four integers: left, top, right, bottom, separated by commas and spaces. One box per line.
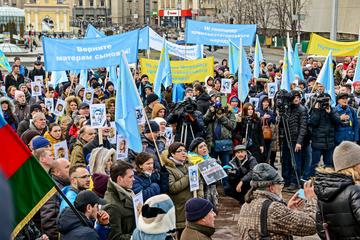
89, 0, 94, 7
57, 0, 64, 3
29, 0, 37, 3
78, 0, 83, 6
100, 0, 105, 6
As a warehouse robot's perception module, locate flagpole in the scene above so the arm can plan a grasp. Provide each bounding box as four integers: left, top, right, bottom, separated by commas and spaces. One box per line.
126, 54, 163, 166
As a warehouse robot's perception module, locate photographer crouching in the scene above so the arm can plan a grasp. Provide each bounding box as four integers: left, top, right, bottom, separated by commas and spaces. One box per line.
203, 100, 236, 166
304, 94, 340, 179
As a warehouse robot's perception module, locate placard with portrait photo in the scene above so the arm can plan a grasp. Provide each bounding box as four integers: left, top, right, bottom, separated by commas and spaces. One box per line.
31, 81, 42, 97
90, 104, 106, 128
135, 106, 146, 125
34, 75, 44, 86
44, 98, 54, 113
54, 140, 69, 160
221, 78, 232, 94
54, 99, 66, 116
267, 82, 277, 99
116, 135, 128, 160
83, 88, 94, 105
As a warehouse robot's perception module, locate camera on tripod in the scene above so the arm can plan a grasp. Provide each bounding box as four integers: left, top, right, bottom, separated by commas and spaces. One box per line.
274, 89, 291, 114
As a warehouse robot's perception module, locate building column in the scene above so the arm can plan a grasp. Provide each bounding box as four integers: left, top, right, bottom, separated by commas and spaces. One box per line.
35, 12, 38, 32
63, 11, 68, 32
56, 11, 60, 32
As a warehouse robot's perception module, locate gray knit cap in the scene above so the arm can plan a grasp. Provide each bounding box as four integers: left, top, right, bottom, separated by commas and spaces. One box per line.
250, 163, 284, 188
333, 141, 360, 171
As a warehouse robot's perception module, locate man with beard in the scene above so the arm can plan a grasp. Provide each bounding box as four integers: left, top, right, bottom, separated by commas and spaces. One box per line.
60, 164, 91, 212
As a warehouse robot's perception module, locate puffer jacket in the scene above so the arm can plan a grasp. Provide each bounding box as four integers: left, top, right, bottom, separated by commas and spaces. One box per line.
314, 170, 360, 239
309, 108, 340, 149
256, 95, 276, 125
14, 100, 30, 123
160, 151, 204, 229
335, 104, 359, 144
227, 152, 257, 187
203, 108, 236, 150
132, 170, 169, 202
282, 103, 307, 144
195, 92, 211, 115
44, 131, 62, 155
0, 97, 17, 129
141, 135, 166, 171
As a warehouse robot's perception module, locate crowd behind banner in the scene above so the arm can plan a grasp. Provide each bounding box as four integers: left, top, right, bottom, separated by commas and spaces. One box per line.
1, 24, 360, 239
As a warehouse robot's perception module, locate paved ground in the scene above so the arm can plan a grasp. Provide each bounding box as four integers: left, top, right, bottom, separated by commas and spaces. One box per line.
213, 188, 320, 240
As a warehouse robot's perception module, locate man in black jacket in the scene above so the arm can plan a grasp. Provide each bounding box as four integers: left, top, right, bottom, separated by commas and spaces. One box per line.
224, 145, 257, 203
5, 65, 24, 91
281, 90, 307, 190
57, 190, 110, 240
40, 158, 70, 240
305, 95, 340, 178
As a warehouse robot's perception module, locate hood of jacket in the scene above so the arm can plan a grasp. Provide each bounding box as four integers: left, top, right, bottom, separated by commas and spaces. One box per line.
314, 170, 354, 202
57, 207, 93, 234
0, 97, 15, 113
151, 103, 166, 119
258, 95, 270, 111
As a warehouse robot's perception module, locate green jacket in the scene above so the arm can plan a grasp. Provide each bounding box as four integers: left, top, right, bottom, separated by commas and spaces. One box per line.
180, 222, 215, 240
70, 139, 86, 166
103, 180, 136, 240
204, 109, 236, 149
161, 151, 204, 229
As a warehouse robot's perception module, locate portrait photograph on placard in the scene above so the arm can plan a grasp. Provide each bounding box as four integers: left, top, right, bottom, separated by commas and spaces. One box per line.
116, 135, 128, 160
221, 78, 232, 94
34, 75, 44, 86
54, 99, 66, 116
188, 165, 200, 192
267, 82, 277, 99
135, 106, 146, 125
31, 82, 42, 97
90, 104, 106, 128
54, 140, 69, 160
83, 88, 94, 104
44, 98, 54, 113
108, 121, 117, 144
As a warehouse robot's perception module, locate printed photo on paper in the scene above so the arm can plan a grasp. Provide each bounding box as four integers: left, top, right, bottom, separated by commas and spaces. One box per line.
54, 99, 66, 116
31, 81, 42, 97
54, 140, 69, 160
221, 78, 232, 94
90, 104, 106, 128
116, 135, 128, 160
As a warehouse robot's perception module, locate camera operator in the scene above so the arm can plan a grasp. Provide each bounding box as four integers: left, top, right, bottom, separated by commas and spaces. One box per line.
203, 100, 236, 166
305, 94, 340, 178
335, 93, 359, 145
280, 90, 307, 190
167, 98, 205, 149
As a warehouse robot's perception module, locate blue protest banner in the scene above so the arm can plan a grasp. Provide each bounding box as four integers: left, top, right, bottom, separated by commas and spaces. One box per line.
85, 24, 106, 38
139, 26, 150, 50
185, 20, 256, 46
43, 29, 139, 71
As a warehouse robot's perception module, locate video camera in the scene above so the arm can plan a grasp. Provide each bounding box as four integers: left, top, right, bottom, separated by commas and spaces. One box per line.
173, 97, 197, 116
274, 89, 291, 114
212, 101, 225, 115
315, 94, 330, 109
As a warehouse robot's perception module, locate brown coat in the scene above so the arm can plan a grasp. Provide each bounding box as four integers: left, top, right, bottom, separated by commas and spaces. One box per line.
180, 222, 215, 240
238, 190, 317, 239
70, 139, 86, 166
160, 151, 204, 229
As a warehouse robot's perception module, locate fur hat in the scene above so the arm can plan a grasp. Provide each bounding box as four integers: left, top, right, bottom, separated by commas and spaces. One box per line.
250, 163, 284, 188
153, 117, 166, 127
137, 194, 176, 235
333, 141, 360, 171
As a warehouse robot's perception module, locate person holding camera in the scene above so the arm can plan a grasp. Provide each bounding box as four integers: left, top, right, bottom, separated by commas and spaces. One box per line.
335, 92, 359, 145
305, 94, 340, 178
234, 103, 264, 163
203, 100, 236, 166
280, 90, 307, 190
167, 98, 205, 149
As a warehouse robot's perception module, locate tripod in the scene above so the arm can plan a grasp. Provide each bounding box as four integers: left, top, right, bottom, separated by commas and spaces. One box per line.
278, 113, 301, 187
180, 122, 195, 147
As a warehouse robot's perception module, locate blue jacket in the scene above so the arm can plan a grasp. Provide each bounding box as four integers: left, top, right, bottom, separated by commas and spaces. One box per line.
256, 95, 276, 125
335, 105, 359, 144
132, 170, 169, 202
59, 186, 78, 212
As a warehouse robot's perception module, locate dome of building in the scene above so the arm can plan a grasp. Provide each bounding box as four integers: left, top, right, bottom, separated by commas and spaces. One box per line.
0, 6, 25, 18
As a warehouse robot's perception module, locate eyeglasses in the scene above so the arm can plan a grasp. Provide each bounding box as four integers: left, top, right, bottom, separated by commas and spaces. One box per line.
175, 149, 187, 153
75, 174, 91, 179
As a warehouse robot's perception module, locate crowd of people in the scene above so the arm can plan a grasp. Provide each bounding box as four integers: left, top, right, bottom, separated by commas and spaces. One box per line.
1, 50, 360, 240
